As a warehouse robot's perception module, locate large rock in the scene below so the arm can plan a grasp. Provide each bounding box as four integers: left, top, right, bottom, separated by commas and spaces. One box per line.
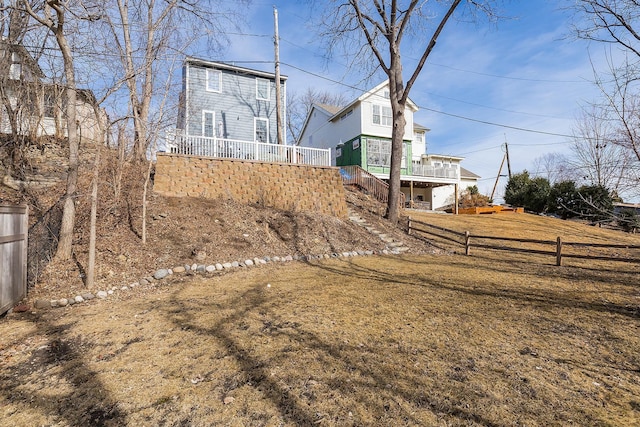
34, 299, 50, 309
153, 269, 169, 280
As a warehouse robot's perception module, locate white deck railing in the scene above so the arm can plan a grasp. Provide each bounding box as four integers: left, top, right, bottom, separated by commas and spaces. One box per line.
411, 164, 459, 180
165, 130, 331, 167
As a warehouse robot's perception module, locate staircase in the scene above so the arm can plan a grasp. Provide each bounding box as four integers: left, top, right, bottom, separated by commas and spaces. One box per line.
348, 208, 410, 254
340, 165, 405, 209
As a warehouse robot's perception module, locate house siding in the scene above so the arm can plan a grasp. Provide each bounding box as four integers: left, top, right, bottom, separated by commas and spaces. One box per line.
182, 62, 284, 145
360, 86, 414, 141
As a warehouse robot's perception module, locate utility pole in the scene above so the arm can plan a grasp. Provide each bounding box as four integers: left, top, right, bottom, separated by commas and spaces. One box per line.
491, 153, 506, 201
504, 138, 512, 179
273, 7, 283, 145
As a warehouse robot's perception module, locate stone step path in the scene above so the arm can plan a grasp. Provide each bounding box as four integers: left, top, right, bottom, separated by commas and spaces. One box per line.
348, 209, 410, 254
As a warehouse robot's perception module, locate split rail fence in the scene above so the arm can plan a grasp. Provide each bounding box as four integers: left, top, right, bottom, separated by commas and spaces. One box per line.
1, 205, 28, 314
408, 217, 640, 266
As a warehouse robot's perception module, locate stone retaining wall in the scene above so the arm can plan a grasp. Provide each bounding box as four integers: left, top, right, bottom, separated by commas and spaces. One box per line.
154, 154, 347, 218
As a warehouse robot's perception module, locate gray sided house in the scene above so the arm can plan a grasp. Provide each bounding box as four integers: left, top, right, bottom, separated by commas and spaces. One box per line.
178, 58, 287, 144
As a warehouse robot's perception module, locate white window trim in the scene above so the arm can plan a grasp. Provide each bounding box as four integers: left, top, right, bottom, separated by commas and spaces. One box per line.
372, 104, 392, 127
206, 69, 221, 93
256, 78, 270, 101
254, 117, 269, 143
202, 110, 215, 137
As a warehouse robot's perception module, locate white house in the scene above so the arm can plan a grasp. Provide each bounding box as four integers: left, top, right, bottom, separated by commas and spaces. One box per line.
0, 39, 106, 143
298, 81, 479, 210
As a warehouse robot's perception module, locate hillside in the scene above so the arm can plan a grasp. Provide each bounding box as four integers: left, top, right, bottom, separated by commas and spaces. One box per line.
1, 146, 434, 304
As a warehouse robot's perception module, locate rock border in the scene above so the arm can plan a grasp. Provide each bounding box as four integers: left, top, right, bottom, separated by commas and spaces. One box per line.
26, 248, 404, 312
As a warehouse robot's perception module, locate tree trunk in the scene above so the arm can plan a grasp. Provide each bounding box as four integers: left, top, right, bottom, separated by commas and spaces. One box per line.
386, 56, 406, 224
53, 10, 79, 261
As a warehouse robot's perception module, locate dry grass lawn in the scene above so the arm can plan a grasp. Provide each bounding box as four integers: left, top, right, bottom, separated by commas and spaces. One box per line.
1, 213, 639, 426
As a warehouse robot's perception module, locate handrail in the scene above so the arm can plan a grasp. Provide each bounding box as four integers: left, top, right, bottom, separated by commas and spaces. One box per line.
340, 165, 405, 209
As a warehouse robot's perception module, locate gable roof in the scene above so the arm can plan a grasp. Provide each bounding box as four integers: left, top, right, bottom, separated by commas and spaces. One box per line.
185, 56, 288, 81
460, 167, 481, 179
328, 80, 418, 121
0, 39, 45, 79
315, 103, 343, 115
414, 122, 430, 132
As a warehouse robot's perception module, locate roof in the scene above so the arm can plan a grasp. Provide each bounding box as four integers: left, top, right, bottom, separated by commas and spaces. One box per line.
315, 103, 343, 115
422, 153, 465, 162
460, 167, 481, 179
328, 80, 418, 121
414, 122, 430, 132
185, 56, 288, 81
0, 39, 44, 79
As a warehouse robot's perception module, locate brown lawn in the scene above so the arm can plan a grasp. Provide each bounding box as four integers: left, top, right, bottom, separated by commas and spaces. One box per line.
1, 213, 639, 426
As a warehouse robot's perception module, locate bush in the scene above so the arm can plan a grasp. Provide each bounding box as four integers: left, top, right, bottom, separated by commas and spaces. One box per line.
504, 171, 550, 213
548, 181, 579, 219
459, 185, 491, 208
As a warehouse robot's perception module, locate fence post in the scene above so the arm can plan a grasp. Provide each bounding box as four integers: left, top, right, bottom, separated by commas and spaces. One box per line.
22, 205, 28, 293
465, 231, 471, 255
408, 217, 412, 236
556, 236, 562, 266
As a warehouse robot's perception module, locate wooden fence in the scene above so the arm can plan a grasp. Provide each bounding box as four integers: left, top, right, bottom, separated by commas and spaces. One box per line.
408, 217, 640, 266
1, 205, 28, 314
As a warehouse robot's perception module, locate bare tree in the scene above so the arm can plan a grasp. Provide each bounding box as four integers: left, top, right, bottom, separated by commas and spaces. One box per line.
22, 0, 80, 260
318, 0, 497, 223
90, 0, 247, 162
571, 0, 640, 61
571, 1, 640, 168
570, 104, 632, 192
0, 2, 45, 175
288, 87, 349, 144
532, 152, 575, 185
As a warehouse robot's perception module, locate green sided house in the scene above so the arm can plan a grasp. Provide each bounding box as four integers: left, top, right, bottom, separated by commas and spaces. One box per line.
297, 81, 479, 210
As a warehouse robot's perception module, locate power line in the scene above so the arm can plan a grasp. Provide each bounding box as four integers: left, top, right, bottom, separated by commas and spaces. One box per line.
281, 61, 583, 141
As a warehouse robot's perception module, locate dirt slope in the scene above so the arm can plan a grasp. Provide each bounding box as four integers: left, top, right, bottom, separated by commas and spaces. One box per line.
2, 155, 433, 303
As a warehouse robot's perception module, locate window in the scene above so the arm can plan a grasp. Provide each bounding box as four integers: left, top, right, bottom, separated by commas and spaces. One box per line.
202, 110, 215, 137
366, 138, 390, 166
9, 52, 21, 80
366, 138, 406, 168
372, 104, 392, 126
340, 109, 353, 120
414, 131, 424, 144
256, 78, 270, 100
206, 69, 221, 92
255, 117, 268, 143
44, 92, 56, 118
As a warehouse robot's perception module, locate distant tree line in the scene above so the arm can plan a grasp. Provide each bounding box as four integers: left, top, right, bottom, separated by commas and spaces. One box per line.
504, 171, 639, 232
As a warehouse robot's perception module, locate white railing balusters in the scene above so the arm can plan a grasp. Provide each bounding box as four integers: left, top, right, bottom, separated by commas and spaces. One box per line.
164, 130, 331, 167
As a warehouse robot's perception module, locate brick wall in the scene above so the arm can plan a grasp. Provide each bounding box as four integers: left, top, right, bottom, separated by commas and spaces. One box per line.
154, 154, 347, 218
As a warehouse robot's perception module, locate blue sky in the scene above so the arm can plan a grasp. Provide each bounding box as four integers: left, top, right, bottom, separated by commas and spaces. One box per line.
192, 1, 620, 201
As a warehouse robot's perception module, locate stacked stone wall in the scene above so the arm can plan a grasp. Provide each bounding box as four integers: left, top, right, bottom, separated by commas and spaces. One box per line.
154, 154, 347, 218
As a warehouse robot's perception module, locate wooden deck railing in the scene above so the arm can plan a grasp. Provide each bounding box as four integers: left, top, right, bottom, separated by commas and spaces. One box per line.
340, 165, 405, 209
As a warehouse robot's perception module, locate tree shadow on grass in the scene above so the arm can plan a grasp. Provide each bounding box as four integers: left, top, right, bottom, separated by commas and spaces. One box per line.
0, 312, 126, 426
163, 281, 502, 426
309, 256, 640, 320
